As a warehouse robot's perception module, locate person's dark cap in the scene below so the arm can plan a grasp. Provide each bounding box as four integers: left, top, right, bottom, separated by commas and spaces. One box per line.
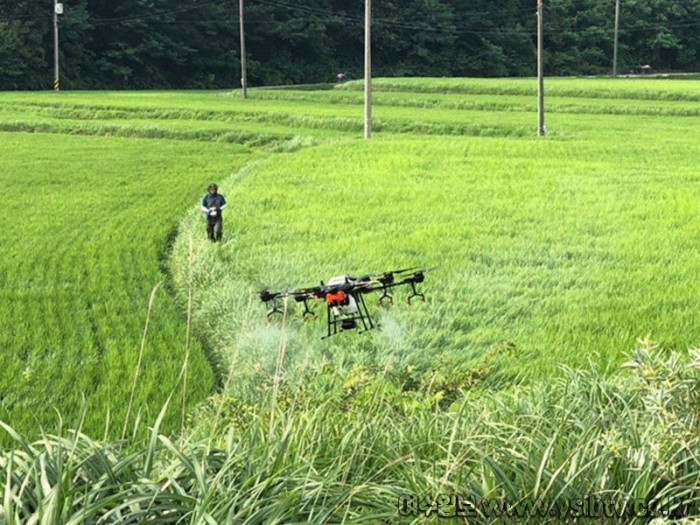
208, 183, 218, 191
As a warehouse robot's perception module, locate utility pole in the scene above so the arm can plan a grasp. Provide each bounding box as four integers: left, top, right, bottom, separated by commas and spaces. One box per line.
239, 0, 248, 98
53, 0, 63, 91
612, 0, 620, 76
364, 0, 372, 139
537, 0, 545, 137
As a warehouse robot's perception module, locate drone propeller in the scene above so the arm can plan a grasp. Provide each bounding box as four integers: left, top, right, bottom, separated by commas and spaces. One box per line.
358, 266, 431, 305
375, 265, 439, 304
369, 266, 420, 281
268, 287, 321, 301
372, 265, 438, 285
406, 264, 439, 275
294, 285, 325, 294
386, 266, 424, 275
259, 289, 279, 303
349, 273, 373, 283
260, 287, 320, 322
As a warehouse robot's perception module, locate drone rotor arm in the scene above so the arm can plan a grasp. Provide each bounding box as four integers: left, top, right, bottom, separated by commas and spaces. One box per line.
361, 271, 430, 305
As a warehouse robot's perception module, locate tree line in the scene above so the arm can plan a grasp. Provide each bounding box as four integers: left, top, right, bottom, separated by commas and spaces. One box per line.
0, 0, 698, 90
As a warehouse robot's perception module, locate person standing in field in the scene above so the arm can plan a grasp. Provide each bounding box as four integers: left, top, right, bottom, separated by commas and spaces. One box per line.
201, 183, 227, 242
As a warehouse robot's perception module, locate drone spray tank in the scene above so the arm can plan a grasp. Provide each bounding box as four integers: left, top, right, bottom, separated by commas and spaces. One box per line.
324, 276, 359, 329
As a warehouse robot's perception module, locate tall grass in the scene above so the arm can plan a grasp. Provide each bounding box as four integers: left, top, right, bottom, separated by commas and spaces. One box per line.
2, 345, 700, 523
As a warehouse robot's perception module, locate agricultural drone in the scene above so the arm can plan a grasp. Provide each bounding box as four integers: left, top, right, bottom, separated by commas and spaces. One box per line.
259, 266, 434, 339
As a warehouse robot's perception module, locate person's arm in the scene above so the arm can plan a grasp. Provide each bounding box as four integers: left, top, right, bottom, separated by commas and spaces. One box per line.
201, 197, 209, 212
219, 196, 227, 210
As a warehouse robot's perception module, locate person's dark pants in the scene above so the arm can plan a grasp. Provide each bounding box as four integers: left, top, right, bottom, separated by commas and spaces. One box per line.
207, 215, 223, 242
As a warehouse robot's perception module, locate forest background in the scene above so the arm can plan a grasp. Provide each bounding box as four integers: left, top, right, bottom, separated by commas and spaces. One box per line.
1, 0, 699, 91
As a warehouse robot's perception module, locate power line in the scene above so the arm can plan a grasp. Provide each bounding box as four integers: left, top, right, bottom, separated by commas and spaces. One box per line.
243, 0, 700, 35
75, 0, 564, 31
4, 2, 700, 38
79, 15, 700, 38
4, 17, 700, 36
257, 0, 541, 23
91, 0, 227, 26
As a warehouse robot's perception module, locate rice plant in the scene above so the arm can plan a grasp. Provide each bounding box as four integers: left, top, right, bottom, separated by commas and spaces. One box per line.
1, 76, 699, 521
0, 132, 253, 444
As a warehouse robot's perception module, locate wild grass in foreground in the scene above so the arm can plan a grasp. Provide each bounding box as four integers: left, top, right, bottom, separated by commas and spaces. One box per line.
2, 344, 700, 524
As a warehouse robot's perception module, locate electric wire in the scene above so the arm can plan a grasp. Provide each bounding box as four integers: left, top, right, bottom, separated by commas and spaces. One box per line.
2, 0, 700, 38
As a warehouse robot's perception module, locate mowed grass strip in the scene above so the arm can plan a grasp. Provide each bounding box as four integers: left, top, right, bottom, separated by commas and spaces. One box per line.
2, 80, 698, 144
0, 93, 540, 138
9, 89, 700, 118
336, 76, 700, 100
0, 132, 254, 443
252, 88, 700, 116
0, 104, 357, 145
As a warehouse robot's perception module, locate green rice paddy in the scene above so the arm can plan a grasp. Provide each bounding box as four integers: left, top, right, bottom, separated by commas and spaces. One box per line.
0, 76, 698, 442
2, 76, 700, 523
0, 132, 253, 441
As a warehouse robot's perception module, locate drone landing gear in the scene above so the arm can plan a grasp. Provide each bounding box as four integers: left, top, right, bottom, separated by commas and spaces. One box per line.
266, 298, 317, 323
407, 286, 426, 305
406, 273, 426, 305
378, 288, 394, 306
300, 298, 318, 322
266, 304, 284, 322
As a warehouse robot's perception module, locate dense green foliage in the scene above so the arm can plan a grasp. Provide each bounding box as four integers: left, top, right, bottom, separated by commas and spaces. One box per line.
3, 345, 700, 523
1, 0, 699, 90
1, 77, 699, 520
0, 131, 256, 444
